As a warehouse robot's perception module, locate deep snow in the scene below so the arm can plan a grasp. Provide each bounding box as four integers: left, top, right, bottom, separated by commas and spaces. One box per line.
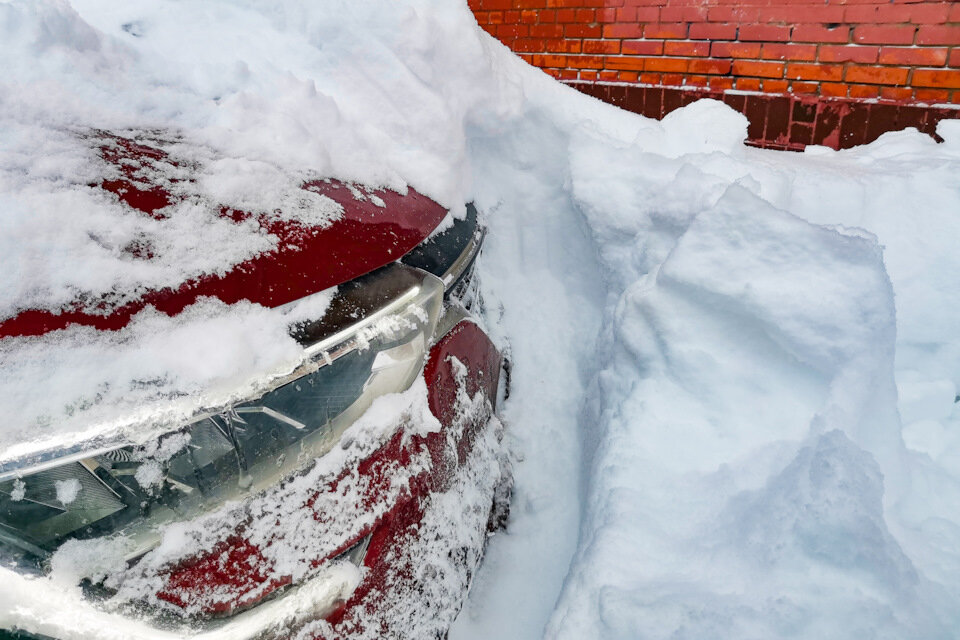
2, 0, 960, 638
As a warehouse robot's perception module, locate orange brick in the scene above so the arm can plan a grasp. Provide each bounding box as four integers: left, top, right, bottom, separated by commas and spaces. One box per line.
909, 4, 950, 24
618, 71, 639, 83
575, 8, 594, 22
849, 84, 880, 99
567, 55, 605, 70
519, 10, 538, 24
584, 39, 620, 54
646, 57, 690, 73
739, 24, 791, 42
595, 8, 615, 22
496, 24, 528, 39
538, 9, 556, 22
791, 81, 820, 95
664, 41, 710, 57
661, 6, 707, 22
513, 38, 546, 53
845, 65, 909, 85
707, 6, 759, 22
640, 73, 662, 85
532, 53, 566, 67
689, 23, 737, 40
844, 4, 911, 24
879, 86, 914, 101
580, 70, 598, 81
558, 69, 578, 81
916, 26, 960, 46
711, 41, 762, 59
951, 49, 960, 68
793, 24, 849, 44
761, 44, 817, 62
786, 63, 844, 82
736, 77, 761, 91
912, 69, 960, 89
598, 70, 619, 82
732, 60, 785, 79
853, 25, 916, 46
607, 7, 629, 22
915, 88, 951, 101
878, 47, 948, 66
688, 58, 732, 75
710, 77, 735, 91
821, 83, 849, 98
564, 24, 601, 38
662, 73, 684, 86
685, 74, 711, 87
760, 4, 844, 24
602, 23, 644, 39
622, 40, 664, 56
819, 46, 879, 64
545, 39, 581, 54
530, 24, 563, 38
763, 79, 789, 93
473, 0, 513, 9
622, 7, 659, 22
604, 56, 646, 71
644, 23, 689, 40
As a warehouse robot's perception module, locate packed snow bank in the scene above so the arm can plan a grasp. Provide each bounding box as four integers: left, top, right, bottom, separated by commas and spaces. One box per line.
465, 72, 960, 638
4, 0, 960, 638
454, 39, 960, 640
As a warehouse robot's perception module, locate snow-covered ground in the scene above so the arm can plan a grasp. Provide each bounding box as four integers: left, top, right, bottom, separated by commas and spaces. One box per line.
3, 0, 960, 637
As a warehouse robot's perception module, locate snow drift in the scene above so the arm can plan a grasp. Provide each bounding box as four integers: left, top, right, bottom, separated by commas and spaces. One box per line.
2, 0, 960, 638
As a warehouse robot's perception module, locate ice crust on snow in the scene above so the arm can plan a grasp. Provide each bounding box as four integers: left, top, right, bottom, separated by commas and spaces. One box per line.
3, 1, 960, 639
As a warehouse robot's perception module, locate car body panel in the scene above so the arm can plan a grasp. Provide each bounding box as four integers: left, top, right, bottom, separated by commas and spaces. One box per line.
0, 134, 448, 339
84, 319, 503, 636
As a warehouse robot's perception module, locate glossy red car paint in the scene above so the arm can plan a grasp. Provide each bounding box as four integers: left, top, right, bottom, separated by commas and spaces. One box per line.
324, 320, 502, 638
0, 134, 447, 339
146, 320, 501, 633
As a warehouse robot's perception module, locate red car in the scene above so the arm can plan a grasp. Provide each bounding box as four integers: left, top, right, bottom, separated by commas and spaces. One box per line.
0, 133, 510, 639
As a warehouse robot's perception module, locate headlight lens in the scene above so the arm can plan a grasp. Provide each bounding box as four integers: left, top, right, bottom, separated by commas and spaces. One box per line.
0, 264, 443, 562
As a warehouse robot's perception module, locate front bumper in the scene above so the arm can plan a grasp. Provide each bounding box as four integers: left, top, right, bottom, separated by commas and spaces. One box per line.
1, 206, 507, 640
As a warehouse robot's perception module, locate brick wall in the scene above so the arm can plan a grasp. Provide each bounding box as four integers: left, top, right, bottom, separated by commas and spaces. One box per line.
469, 0, 960, 149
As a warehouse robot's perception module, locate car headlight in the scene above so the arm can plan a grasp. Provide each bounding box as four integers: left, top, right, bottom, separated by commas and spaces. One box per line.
0, 264, 444, 564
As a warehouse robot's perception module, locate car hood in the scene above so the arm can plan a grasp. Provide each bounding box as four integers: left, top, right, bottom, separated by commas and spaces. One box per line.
1, 131, 448, 339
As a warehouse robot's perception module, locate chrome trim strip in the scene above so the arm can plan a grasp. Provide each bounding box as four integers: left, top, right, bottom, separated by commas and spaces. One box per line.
0, 266, 444, 481
440, 227, 485, 289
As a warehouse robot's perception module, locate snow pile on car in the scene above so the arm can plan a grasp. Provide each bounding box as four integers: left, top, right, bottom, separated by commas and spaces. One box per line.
3, 0, 960, 638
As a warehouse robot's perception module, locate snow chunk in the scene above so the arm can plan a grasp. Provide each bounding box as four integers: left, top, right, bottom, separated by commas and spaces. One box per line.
10, 479, 26, 502
55, 478, 81, 505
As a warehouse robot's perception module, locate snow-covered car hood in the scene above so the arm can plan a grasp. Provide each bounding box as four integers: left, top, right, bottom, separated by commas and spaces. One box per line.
0, 127, 448, 461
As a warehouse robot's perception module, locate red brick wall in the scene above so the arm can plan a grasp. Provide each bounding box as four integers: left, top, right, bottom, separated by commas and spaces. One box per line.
469, 0, 960, 149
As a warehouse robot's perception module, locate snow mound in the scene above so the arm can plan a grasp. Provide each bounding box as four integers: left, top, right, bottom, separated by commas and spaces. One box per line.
3, 1, 960, 639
